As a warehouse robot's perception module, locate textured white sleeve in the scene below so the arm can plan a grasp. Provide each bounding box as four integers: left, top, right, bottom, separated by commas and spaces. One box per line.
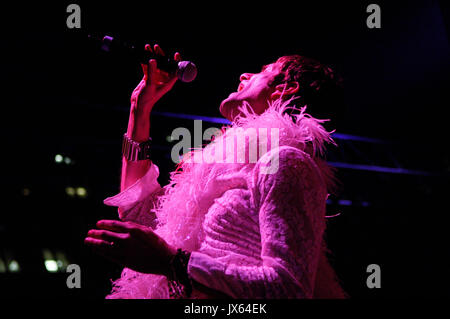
187, 146, 326, 298
103, 163, 163, 228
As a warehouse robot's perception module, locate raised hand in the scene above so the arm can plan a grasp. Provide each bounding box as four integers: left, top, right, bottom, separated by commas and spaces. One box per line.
131, 44, 182, 113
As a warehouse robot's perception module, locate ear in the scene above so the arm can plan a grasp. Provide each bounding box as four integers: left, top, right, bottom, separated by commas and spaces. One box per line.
270, 81, 299, 100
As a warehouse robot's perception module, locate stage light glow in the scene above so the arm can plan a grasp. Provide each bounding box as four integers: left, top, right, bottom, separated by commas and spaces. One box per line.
65, 187, 75, 197
45, 260, 59, 272
0, 258, 6, 273
8, 260, 20, 272
22, 188, 30, 196
55, 154, 63, 163
64, 157, 72, 164
76, 187, 87, 197
337, 199, 352, 206
55, 251, 69, 271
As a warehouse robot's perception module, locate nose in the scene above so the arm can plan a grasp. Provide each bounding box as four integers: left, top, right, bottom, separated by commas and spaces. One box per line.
239, 73, 253, 82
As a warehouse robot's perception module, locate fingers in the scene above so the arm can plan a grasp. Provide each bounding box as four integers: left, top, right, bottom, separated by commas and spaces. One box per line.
174, 52, 181, 62
84, 237, 122, 264
140, 43, 182, 94
146, 59, 157, 82
142, 44, 158, 79
141, 59, 157, 82
96, 219, 134, 233
144, 43, 182, 59
87, 229, 128, 242
142, 44, 154, 78
145, 43, 153, 53
147, 44, 164, 79
141, 64, 149, 81
154, 44, 165, 56
84, 237, 112, 249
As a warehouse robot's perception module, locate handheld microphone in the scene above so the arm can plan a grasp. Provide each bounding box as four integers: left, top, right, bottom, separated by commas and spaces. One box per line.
91, 34, 197, 83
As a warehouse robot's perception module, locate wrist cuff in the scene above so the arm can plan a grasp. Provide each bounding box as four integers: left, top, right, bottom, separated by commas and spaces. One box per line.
122, 133, 152, 161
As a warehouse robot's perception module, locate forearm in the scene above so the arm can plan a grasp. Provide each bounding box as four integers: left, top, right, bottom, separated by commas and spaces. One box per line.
187, 251, 306, 299
119, 46, 179, 192
121, 104, 153, 192
166, 248, 231, 299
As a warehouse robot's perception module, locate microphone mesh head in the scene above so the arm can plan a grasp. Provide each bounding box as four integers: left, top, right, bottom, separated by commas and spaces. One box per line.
177, 61, 198, 82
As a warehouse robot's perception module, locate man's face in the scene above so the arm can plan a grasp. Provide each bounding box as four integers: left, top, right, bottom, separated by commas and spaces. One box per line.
220, 62, 283, 121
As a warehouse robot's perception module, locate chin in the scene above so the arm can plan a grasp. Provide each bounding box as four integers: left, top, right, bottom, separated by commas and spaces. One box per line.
220, 92, 248, 121
219, 98, 234, 121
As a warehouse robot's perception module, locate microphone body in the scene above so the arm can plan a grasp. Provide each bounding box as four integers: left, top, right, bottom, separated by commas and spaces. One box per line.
98, 35, 197, 82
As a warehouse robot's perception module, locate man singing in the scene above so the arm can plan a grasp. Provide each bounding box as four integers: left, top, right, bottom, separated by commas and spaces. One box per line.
85, 43, 347, 299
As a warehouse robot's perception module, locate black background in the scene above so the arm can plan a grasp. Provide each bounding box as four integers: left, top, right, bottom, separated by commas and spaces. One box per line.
0, 0, 449, 299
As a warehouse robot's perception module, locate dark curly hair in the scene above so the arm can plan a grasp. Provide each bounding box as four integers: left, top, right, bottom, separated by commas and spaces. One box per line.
270, 55, 345, 130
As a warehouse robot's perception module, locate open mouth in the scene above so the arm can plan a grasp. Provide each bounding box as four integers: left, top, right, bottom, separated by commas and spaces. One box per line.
237, 83, 244, 92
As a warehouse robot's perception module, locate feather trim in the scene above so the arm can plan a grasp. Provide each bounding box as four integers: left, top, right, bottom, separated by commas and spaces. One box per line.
107, 98, 337, 299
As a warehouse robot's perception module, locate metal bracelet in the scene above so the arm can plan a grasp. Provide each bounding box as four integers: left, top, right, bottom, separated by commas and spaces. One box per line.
122, 133, 152, 162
